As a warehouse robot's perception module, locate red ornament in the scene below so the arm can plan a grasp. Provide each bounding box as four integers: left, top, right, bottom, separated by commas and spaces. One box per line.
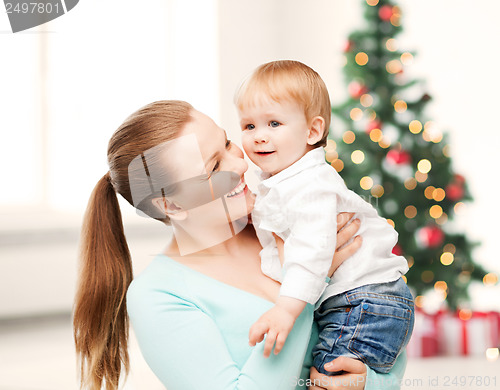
453, 174, 466, 185
366, 119, 382, 133
417, 226, 445, 249
392, 244, 403, 256
348, 81, 368, 99
343, 40, 354, 52
386, 149, 411, 165
446, 183, 464, 201
379, 5, 393, 22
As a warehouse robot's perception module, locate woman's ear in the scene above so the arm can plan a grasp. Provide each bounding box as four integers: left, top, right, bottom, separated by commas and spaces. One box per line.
307, 116, 326, 146
151, 197, 188, 221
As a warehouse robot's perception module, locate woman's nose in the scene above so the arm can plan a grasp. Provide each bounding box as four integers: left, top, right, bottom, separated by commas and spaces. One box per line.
227, 143, 248, 176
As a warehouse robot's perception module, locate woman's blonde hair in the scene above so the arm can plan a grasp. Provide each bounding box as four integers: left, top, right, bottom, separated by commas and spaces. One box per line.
73, 100, 193, 389
234, 60, 331, 147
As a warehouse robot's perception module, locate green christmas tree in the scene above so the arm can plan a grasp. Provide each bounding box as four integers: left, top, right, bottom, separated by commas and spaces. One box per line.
327, 0, 492, 310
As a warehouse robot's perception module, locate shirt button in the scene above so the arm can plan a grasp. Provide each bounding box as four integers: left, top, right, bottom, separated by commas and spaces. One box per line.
362, 303, 369, 310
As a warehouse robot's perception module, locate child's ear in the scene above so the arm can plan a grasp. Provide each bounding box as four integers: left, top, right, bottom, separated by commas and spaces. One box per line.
307, 116, 326, 146
151, 197, 188, 221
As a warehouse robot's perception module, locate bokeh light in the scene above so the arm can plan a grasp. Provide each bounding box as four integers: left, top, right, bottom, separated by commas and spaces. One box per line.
483, 273, 498, 286
386, 59, 402, 74
417, 159, 432, 173
386, 38, 398, 52
421, 270, 434, 283
430, 205, 443, 219
401, 52, 414, 65
443, 243, 456, 254
371, 184, 384, 197
343, 131, 356, 144
366, 0, 379, 5
459, 309, 472, 321
404, 205, 417, 219
424, 186, 435, 199
434, 281, 447, 292
386, 218, 395, 228
415, 171, 428, 183
433, 188, 446, 201
440, 252, 454, 266
394, 100, 407, 113
486, 348, 499, 362
370, 128, 383, 142
360, 176, 374, 190
331, 159, 344, 172
351, 150, 365, 164
404, 177, 417, 190
350, 107, 363, 121
360, 94, 373, 107
409, 120, 422, 134
355, 52, 369, 66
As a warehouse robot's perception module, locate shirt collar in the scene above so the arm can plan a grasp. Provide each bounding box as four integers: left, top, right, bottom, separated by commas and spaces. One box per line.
258, 147, 326, 188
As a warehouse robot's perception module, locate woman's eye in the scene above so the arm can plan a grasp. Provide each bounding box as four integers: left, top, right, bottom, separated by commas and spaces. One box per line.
226, 139, 232, 148
269, 121, 280, 128
245, 124, 255, 130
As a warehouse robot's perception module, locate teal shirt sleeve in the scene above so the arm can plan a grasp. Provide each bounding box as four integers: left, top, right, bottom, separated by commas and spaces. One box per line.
127, 271, 315, 390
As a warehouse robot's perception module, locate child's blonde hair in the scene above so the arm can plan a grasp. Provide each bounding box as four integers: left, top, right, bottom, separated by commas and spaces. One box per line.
234, 60, 331, 147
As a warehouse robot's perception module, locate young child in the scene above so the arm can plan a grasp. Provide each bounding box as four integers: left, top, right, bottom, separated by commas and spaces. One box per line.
235, 60, 414, 375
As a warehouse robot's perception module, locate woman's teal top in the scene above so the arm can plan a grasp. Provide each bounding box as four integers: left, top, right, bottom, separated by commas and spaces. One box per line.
127, 255, 406, 390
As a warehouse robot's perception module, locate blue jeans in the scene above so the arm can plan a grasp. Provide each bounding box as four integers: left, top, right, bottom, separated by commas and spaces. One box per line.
312, 278, 414, 375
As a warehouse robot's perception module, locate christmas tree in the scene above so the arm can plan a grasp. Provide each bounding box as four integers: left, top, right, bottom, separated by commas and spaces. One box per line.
327, 0, 495, 310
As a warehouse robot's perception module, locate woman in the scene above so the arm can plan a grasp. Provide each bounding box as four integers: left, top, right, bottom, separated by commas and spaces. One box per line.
73, 100, 406, 390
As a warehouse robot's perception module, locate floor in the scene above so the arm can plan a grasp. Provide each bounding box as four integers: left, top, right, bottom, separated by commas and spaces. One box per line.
0, 316, 499, 390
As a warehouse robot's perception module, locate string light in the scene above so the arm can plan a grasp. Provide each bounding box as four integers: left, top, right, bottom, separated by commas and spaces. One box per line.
400, 52, 413, 65
331, 159, 344, 172
434, 281, 447, 292
409, 120, 422, 134
350, 108, 363, 121
343, 131, 356, 144
407, 256, 414, 267
436, 213, 448, 225
351, 150, 365, 164
369, 128, 383, 142
386, 38, 398, 52
415, 295, 424, 308
391, 6, 401, 26
360, 176, 374, 190
404, 205, 417, 219
378, 137, 391, 148
325, 139, 336, 151
454, 202, 466, 214
366, 0, 379, 6
440, 252, 454, 266
443, 145, 451, 157
386, 219, 395, 228
424, 186, 436, 199
433, 188, 446, 201
355, 52, 369, 66
404, 177, 417, 190
402, 275, 407, 283
371, 184, 384, 197
483, 273, 498, 286
415, 171, 428, 183
417, 159, 432, 173
325, 150, 338, 163
443, 243, 456, 254
386, 59, 403, 74
394, 100, 407, 113
360, 94, 373, 107
366, 109, 377, 121
429, 205, 443, 219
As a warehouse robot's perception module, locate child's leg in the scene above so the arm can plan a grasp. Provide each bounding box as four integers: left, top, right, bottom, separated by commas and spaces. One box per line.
312, 278, 415, 375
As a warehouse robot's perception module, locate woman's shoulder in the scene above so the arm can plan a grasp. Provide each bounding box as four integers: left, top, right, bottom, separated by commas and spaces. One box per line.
126, 254, 192, 312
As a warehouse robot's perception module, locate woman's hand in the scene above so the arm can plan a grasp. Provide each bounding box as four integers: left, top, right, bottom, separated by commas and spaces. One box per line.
328, 212, 362, 278
308, 357, 367, 389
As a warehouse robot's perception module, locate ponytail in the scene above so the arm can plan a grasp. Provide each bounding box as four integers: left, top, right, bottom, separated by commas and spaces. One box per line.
73, 172, 133, 390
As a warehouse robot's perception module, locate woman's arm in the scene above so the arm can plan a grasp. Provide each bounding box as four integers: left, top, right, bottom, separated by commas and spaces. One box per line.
127, 281, 315, 390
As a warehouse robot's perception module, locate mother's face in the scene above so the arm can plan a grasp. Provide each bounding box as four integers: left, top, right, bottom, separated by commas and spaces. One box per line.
156, 109, 255, 223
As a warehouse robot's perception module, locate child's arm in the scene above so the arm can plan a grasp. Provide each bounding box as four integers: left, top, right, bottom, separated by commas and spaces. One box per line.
248, 296, 307, 358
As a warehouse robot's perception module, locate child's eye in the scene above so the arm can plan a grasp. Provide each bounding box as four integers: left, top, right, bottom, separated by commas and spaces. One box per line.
269, 121, 280, 128
244, 124, 255, 131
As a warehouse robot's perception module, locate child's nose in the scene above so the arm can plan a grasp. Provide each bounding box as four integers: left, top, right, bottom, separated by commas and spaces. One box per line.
254, 128, 268, 144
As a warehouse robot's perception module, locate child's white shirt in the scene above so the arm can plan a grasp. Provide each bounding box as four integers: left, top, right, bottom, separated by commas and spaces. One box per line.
251, 148, 409, 309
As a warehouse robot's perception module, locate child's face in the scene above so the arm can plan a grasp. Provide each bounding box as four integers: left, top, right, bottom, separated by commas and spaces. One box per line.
238, 97, 312, 176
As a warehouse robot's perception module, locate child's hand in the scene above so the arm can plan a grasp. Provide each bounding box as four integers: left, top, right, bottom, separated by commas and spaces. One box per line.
248, 305, 296, 358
